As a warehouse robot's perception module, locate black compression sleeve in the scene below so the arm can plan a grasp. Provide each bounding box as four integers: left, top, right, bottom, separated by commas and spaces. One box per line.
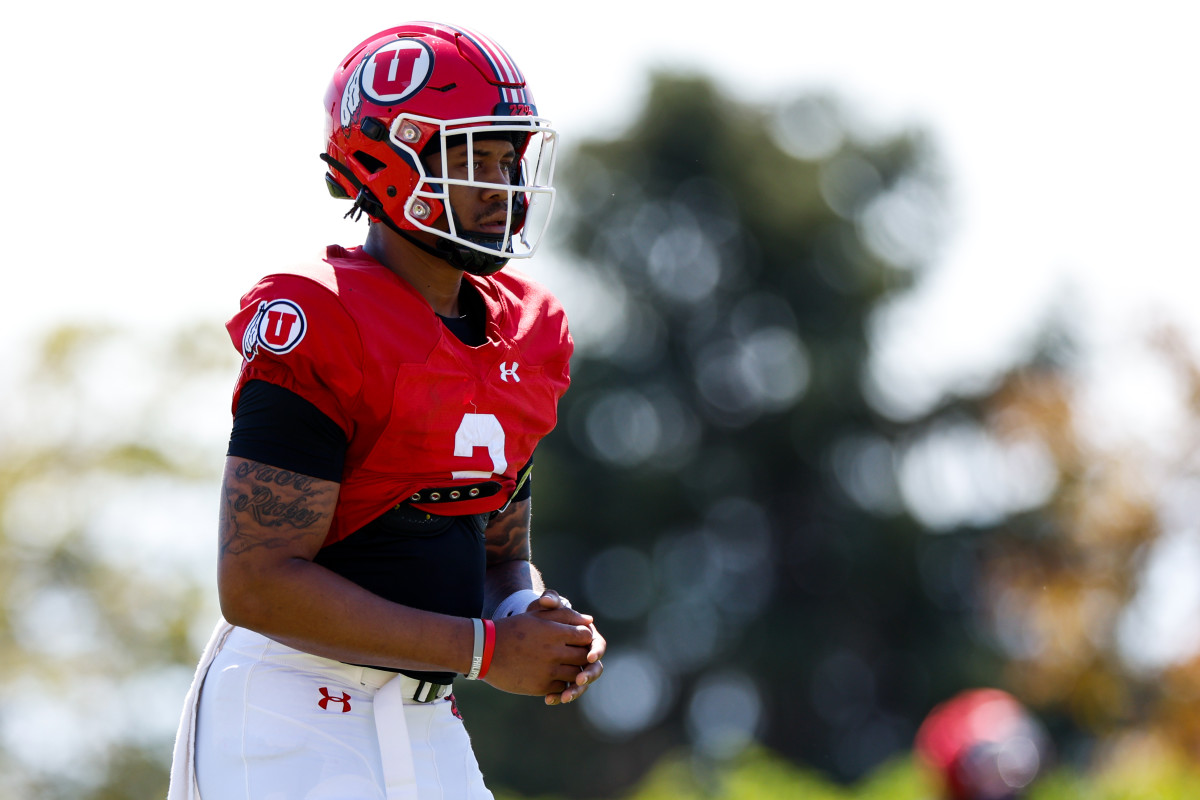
227, 380, 348, 481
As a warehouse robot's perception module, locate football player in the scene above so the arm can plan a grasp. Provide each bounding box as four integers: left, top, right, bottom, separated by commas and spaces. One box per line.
168, 22, 605, 800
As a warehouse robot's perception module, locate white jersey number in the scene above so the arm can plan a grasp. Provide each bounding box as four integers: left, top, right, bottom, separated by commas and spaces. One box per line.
452, 413, 508, 479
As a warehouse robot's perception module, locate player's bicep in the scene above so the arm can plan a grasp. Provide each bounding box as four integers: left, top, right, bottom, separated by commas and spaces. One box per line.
485, 498, 531, 566
218, 456, 339, 565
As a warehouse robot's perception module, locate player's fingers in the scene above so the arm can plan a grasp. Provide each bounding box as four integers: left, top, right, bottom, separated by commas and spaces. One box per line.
536, 590, 573, 609
548, 590, 571, 606
551, 624, 595, 648
586, 626, 606, 662
526, 623, 591, 654
559, 685, 585, 703
566, 660, 602, 704
533, 592, 592, 618
551, 643, 592, 670
542, 679, 571, 705
536, 608, 595, 630
576, 657, 603, 687
560, 670, 599, 704
538, 593, 596, 622
551, 664, 584, 684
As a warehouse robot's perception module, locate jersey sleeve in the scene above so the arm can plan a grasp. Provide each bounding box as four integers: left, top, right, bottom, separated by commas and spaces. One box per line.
225, 273, 365, 439
228, 379, 348, 481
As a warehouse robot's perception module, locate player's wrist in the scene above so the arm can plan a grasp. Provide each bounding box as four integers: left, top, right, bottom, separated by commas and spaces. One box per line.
478, 619, 496, 679
464, 618, 495, 680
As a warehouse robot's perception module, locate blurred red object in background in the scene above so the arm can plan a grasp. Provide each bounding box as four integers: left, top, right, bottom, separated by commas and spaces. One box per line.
915, 688, 1050, 800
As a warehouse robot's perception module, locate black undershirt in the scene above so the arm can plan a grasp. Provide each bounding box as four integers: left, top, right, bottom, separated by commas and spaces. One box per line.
227, 380, 347, 481
435, 280, 486, 348
226, 284, 528, 682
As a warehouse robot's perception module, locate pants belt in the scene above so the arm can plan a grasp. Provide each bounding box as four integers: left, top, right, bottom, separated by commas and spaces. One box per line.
357, 666, 451, 704
405, 676, 452, 704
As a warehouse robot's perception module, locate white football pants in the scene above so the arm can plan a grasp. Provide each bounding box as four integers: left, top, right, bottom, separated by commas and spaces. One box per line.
179, 624, 493, 800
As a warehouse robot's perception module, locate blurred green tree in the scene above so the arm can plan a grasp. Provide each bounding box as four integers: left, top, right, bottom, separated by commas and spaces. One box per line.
7, 71, 1198, 800
465, 73, 1051, 796
0, 325, 233, 799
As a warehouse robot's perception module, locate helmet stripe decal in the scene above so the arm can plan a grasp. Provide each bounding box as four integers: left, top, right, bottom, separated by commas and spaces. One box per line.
456, 25, 522, 82
450, 24, 529, 105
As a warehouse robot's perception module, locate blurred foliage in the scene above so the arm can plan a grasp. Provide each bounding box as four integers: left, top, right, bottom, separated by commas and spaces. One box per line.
4, 72, 1200, 800
0, 324, 234, 798
619, 749, 930, 800
471, 73, 1200, 797
470, 72, 1018, 796
494, 745, 1200, 800
975, 326, 1200, 758
979, 366, 1154, 724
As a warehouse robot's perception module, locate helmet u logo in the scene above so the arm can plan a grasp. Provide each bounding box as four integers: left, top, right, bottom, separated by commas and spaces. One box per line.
361, 40, 433, 104
370, 49, 421, 96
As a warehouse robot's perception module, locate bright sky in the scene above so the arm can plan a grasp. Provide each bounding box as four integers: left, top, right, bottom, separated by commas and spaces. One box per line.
0, 2, 1193, 493
1, 0, 1195, 499
3, 1, 1197, 408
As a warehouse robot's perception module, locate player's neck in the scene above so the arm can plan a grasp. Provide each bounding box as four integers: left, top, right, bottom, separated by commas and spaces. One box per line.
364, 224, 463, 317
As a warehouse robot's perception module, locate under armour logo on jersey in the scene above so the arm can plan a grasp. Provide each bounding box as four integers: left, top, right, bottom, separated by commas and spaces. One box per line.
242, 299, 307, 361
318, 687, 352, 713
499, 362, 520, 382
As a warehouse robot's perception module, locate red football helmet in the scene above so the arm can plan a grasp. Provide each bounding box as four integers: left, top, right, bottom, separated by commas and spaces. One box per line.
323, 22, 557, 275
915, 689, 1049, 800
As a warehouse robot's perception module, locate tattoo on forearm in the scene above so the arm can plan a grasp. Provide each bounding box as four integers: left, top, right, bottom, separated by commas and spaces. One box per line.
486, 500, 532, 564
232, 485, 323, 528
219, 460, 335, 556
483, 501, 543, 614
233, 460, 319, 492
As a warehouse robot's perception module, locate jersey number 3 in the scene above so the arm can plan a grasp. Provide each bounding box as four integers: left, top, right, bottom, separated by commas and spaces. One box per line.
452, 413, 508, 479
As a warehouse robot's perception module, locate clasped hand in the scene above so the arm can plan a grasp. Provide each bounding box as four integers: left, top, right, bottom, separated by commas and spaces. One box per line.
484, 591, 605, 705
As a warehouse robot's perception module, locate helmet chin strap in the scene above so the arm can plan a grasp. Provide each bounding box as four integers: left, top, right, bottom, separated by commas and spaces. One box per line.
322, 152, 510, 276
381, 214, 510, 276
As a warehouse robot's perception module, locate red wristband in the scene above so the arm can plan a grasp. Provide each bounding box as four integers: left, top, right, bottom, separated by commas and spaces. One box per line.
478, 618, 496, 679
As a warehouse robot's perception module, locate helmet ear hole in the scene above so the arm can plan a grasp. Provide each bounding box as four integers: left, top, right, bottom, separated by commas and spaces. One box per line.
352, 150, 388, 174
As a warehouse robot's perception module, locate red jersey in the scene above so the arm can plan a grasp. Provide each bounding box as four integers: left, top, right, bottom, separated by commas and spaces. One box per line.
226, 245, 572, 547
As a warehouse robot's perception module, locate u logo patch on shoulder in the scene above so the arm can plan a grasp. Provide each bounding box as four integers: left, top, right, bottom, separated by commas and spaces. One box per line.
242, 299, 307, 361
